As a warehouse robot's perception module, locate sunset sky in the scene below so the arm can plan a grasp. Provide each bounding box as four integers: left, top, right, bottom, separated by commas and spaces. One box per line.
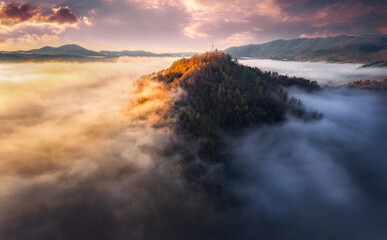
0, 0, 386, 52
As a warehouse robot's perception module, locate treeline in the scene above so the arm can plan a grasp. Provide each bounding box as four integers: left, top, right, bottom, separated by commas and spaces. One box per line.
360, 59, 387, 68
347, 79, 387, 90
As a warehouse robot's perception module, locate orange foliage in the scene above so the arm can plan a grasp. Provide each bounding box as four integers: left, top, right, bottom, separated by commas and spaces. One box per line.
161, 51, 232, 88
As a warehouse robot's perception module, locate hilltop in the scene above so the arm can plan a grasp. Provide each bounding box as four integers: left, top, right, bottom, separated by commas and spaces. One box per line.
154, 51, 320, 139
133, 52, 321, 183
225, 34, 387, 63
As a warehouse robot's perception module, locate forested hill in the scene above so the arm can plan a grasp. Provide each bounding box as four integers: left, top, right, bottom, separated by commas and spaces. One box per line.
133, 51, 321, 191
224, 34, 387, 63
153, 51, 320, 140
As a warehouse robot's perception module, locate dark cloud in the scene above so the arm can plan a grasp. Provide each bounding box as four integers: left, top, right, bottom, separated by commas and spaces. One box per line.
48, 7, 77, 24
0, 1, 81, 47
275, 0, 308, 7
0, 1, 78, 26
280, 0, 387, 37
0, 2, 38, 25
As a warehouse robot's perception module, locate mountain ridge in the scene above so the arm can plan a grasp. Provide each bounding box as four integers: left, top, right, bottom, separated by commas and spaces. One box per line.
0, 44, 197, 62
224, 34, 387, 63
1, 34, 386, 63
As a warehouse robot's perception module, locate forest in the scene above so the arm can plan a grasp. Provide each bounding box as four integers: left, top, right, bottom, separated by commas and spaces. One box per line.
156, 51, 320, 138
150, 51, 322, 188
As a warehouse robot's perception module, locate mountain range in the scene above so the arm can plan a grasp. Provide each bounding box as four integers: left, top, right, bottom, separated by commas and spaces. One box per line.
225, 34, 387, 63
0, 44, 196, 63
1, 34, 386, 63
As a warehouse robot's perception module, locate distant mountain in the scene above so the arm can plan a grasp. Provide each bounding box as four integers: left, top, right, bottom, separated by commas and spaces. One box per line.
18, 44, 102, 57
0, 53, 27, 62
100, 50, 157, 57
0, 44, 197, 62
100, 50, 195, 57
224, 34, 387, 63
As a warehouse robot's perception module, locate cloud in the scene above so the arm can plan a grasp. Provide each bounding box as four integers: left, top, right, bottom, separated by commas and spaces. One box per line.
0, 0, 385, 51
48, 7, 78, 24
240, 59, 387, 85
0, 1, 78, 26
0, 1, 85, 48
131, 0, 386, 48
0, 1, 38, 25
274, 0, 308, 7
186, 0, 385, 41
218, 31, 256, 49
0, 58, 386, 239
183, 22, 209, 39
289, 0, 387, 38
0, 58, 246, 240
229, 88, 387, 239
299, 30, 342, 38
1, 0, 385, 51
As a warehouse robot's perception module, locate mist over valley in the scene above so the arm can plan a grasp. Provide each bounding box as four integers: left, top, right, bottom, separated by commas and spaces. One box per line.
0, 52, 386, 239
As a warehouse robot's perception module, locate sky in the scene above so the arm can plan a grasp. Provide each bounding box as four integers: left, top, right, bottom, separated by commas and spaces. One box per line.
0, 0, 386, 52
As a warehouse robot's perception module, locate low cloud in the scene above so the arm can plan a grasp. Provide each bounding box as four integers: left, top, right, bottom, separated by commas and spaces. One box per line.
229, 88, 387, 239
241, 59, 387, 85
0, 59, 386, 239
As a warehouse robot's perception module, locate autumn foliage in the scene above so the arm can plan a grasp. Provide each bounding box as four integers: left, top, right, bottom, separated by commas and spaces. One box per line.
154, 51, 320, 140
347, 79, 387, 90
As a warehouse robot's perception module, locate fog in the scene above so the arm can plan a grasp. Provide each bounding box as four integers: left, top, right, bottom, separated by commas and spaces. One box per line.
0, 58, 386, 239
0, 58, 190, 240
229, 88, 387, 239
240, 59, 387, 85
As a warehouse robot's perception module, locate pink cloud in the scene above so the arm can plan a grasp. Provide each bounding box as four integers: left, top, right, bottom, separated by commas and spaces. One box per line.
0, 1, 79, 26
0, 2, 38, 25
0, 1, 86, 49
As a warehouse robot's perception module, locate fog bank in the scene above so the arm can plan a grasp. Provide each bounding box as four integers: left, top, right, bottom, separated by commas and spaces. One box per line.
241, 59, 387, 85
229, 88, 387, 239
0, 59, 386, 239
